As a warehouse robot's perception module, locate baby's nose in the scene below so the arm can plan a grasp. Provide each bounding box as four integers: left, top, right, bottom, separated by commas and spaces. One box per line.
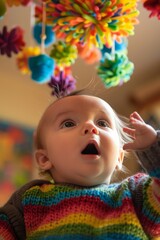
83, 122, 99, 135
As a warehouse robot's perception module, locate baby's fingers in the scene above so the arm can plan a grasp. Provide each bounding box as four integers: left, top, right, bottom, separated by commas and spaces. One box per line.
130, 112, 144, 123
123, 127, 136, 138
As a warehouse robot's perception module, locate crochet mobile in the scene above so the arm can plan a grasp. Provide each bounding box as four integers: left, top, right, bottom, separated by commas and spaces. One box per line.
0, 133, 160, 240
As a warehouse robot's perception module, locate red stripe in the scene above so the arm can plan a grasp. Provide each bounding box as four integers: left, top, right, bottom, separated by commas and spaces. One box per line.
140, 214, 160, 236
24, 196, 133, 231
0, 220, 15, 238
154, 178, 160, 187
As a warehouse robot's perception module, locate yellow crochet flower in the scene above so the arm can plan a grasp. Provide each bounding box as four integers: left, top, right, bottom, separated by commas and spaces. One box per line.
16, 46, 41, 74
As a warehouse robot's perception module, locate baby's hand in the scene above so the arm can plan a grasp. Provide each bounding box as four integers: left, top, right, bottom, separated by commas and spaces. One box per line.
123, 112, 157, 151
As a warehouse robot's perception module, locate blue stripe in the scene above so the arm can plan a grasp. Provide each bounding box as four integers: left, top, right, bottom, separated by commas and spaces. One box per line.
23, 183, 131, 208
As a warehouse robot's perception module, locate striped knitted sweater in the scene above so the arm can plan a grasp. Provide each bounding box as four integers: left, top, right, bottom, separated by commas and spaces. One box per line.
0, 132, 160, 240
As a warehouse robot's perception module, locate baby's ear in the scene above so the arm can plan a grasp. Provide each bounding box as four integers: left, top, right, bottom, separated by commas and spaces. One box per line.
34, 149, 52, 171
116, 149, 124, 170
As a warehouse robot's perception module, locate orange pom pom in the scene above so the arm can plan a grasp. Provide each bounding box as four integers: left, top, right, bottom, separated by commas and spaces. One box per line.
77, 44, 101, 64
84, 48, 102, 64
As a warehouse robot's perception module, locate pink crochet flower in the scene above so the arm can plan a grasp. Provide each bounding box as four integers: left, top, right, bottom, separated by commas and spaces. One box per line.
0, 26, 25, 57
143, 0, 160, 19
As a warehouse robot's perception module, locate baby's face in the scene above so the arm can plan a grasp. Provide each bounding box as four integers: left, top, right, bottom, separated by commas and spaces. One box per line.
37, 95, 124, 186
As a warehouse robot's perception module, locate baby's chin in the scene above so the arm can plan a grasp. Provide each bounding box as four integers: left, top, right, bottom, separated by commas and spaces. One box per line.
52, 170, 110, 187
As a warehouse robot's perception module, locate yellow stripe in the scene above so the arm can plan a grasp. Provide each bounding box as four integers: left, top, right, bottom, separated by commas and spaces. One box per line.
32, 212, 141, 233
29, 184, 54, 192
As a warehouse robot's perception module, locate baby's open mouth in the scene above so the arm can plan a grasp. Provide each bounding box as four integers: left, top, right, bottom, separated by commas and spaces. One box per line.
81, 143, 99, 155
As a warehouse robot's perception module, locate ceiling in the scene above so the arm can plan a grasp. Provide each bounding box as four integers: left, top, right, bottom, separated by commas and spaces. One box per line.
0, 3, 160, 127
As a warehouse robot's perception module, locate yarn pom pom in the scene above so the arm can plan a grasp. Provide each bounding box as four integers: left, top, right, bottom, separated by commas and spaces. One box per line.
143, 0, 160, 19
28, 54, 55, 83
0, 26, 25, 57
36, 0, 139, 48
77, 44, 101, 64
6, 0, 31, 6
33, 24, 55, 47
84, 48, 102, 64
0, 0, 6, 18
50, 41, 78, 68
97, 53, 134, 88
16, 46, 41, 74
48, 67, 76, 98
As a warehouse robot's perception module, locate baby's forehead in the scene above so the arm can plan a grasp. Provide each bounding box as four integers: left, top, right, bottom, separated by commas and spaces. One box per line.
42, 95, 115, 126
48, 95, 113, 115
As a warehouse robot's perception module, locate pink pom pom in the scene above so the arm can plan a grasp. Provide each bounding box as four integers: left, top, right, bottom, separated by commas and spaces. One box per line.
0, 26, 25, 57
143, 0, 160, 19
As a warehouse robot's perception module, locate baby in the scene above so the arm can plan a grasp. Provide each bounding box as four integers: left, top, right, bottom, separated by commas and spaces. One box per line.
0, 93, 160, 239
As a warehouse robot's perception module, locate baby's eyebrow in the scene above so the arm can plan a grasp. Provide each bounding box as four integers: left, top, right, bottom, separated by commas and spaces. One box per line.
99, 110, 109, 115
53, 110, 75, 122
98, 110, 114, 125
99, 110, 111, 119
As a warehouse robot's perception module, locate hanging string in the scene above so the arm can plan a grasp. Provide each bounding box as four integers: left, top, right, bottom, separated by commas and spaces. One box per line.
30, 1, 35, 46
111, 35, 115, 60
41, 0, 46, 54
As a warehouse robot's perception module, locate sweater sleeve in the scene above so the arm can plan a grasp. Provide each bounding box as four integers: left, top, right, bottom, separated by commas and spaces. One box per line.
0, 213, 17, 240
135, 130, 160, 178
0, 179, 50, 240
0, 189, 26, 240
129, 130, 160, 237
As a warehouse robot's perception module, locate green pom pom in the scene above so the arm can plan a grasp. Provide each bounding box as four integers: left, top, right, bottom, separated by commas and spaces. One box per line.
0, 0, 6, 18
50, 41, 77, 67
97, 53, 134, 88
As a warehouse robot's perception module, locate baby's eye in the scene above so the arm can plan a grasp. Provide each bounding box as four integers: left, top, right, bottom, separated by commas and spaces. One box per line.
97, 120, 109, 128
61, 120, 76, 128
